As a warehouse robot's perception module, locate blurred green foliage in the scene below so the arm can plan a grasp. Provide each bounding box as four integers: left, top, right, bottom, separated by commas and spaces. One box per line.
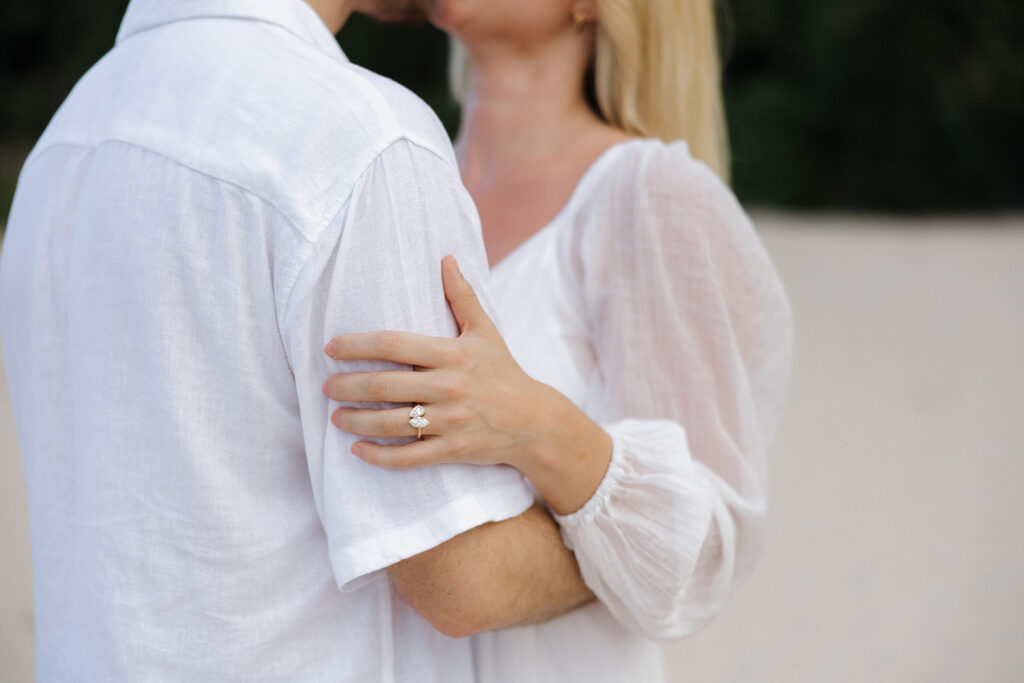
1, 1, 1022, 215
724, 0, 1023, 210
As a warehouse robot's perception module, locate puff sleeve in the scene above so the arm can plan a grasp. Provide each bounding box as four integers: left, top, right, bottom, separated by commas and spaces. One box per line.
552, 142, 793, 639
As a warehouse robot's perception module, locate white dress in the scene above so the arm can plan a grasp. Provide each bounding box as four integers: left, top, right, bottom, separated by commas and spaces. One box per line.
472, 138, 793, 682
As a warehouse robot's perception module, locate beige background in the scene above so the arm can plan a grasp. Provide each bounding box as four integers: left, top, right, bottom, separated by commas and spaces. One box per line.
2, 213, 1023, 681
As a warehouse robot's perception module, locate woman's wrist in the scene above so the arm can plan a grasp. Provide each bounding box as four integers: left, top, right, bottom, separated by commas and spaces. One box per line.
520, 383, 613, 516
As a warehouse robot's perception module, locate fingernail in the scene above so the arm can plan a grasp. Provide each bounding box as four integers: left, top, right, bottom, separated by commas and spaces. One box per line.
351, 444, 362, 457
325, 340, 337, 357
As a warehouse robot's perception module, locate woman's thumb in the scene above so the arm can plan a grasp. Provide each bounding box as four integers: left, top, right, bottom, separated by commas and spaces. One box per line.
442, 255, 490, 333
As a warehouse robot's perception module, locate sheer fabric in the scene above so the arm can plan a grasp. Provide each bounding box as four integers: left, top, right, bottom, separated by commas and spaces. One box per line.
476, 138, 793, 680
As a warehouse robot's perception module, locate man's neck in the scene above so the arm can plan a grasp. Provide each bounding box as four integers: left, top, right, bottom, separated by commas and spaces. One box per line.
304, 0, 357, 34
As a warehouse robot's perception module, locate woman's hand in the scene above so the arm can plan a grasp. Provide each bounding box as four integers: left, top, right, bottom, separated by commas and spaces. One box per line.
322, 255, 611, 515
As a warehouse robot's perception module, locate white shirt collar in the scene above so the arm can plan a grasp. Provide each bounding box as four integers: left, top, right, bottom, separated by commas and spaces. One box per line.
116, 0, 348, 62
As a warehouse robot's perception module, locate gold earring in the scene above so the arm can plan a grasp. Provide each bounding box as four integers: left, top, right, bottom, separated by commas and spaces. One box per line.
572, 10, 588, 31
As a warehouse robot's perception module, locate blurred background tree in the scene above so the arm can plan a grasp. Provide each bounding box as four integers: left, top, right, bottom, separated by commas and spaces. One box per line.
1, 0, 1022, 219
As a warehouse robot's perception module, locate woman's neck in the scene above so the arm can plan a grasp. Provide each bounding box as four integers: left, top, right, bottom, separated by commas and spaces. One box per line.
454, 39, 605, 191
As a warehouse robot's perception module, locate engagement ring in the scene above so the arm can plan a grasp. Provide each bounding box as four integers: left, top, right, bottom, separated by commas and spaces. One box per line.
409, 405, 429, 439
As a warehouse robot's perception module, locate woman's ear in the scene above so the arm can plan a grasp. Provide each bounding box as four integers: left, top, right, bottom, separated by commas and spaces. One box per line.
569, 0, 598, 27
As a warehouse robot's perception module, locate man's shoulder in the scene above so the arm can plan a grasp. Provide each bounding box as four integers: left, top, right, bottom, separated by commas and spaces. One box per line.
229, 23, 455, 164
32, 18, 456, 240
326, 61, 456, 161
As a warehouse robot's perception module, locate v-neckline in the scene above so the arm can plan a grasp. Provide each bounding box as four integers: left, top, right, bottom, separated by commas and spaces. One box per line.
489, 139, 638, 273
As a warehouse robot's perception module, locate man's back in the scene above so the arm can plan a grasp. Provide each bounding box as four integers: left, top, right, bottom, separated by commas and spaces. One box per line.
0, 1, 532, 679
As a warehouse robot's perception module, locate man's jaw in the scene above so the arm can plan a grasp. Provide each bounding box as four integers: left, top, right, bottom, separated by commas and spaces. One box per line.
355, 0, 435, 24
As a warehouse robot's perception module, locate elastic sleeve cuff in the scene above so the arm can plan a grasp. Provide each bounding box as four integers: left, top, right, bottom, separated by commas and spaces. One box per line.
330, 477, 534, 592
550, 423, 629, 544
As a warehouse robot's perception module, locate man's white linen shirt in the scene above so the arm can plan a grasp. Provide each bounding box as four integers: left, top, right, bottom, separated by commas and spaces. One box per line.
0, 1, 534, 680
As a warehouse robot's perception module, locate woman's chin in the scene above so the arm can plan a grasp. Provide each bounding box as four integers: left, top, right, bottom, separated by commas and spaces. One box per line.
428, 0, 471, 35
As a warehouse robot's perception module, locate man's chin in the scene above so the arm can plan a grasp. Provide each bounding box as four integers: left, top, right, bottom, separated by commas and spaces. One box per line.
363, 0, 434, 25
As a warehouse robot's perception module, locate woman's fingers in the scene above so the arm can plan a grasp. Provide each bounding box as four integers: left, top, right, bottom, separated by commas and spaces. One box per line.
332, 405, 441, 439
322, 370, 444, 404
441, 255, 497, 335
325, 330, 455, 368
351, 436, 455, 470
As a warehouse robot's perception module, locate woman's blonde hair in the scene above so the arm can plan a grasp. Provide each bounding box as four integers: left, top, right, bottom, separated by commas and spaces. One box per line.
449, 0, 730, 181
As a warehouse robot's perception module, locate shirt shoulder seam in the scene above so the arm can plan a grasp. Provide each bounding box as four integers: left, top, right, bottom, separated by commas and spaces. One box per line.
277, 134, 461, 331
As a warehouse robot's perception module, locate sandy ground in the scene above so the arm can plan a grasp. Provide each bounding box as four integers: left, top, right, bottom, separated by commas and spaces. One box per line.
2, 212, 1022, 681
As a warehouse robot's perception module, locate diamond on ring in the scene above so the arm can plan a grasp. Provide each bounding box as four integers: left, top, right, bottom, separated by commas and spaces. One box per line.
409, 405, 429, 438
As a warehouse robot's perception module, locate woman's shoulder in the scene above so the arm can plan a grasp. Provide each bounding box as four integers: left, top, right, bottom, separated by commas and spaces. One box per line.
573, 138, 790, 350
568, 136, 784, 313
603, 137, 738, 212
578, 137, 754, 252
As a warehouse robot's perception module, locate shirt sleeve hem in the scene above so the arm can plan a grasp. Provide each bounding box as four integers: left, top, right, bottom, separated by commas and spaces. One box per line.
330, 476, 534, 592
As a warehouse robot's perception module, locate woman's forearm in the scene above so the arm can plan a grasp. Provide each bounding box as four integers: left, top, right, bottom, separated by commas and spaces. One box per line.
517, 382, 613, 516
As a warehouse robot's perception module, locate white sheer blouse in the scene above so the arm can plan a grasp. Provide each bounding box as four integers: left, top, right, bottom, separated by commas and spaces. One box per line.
471, 138, 793, 682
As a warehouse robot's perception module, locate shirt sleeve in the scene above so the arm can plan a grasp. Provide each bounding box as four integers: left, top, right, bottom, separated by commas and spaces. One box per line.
282, 138, 534, 592
552, 142, 794, 639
